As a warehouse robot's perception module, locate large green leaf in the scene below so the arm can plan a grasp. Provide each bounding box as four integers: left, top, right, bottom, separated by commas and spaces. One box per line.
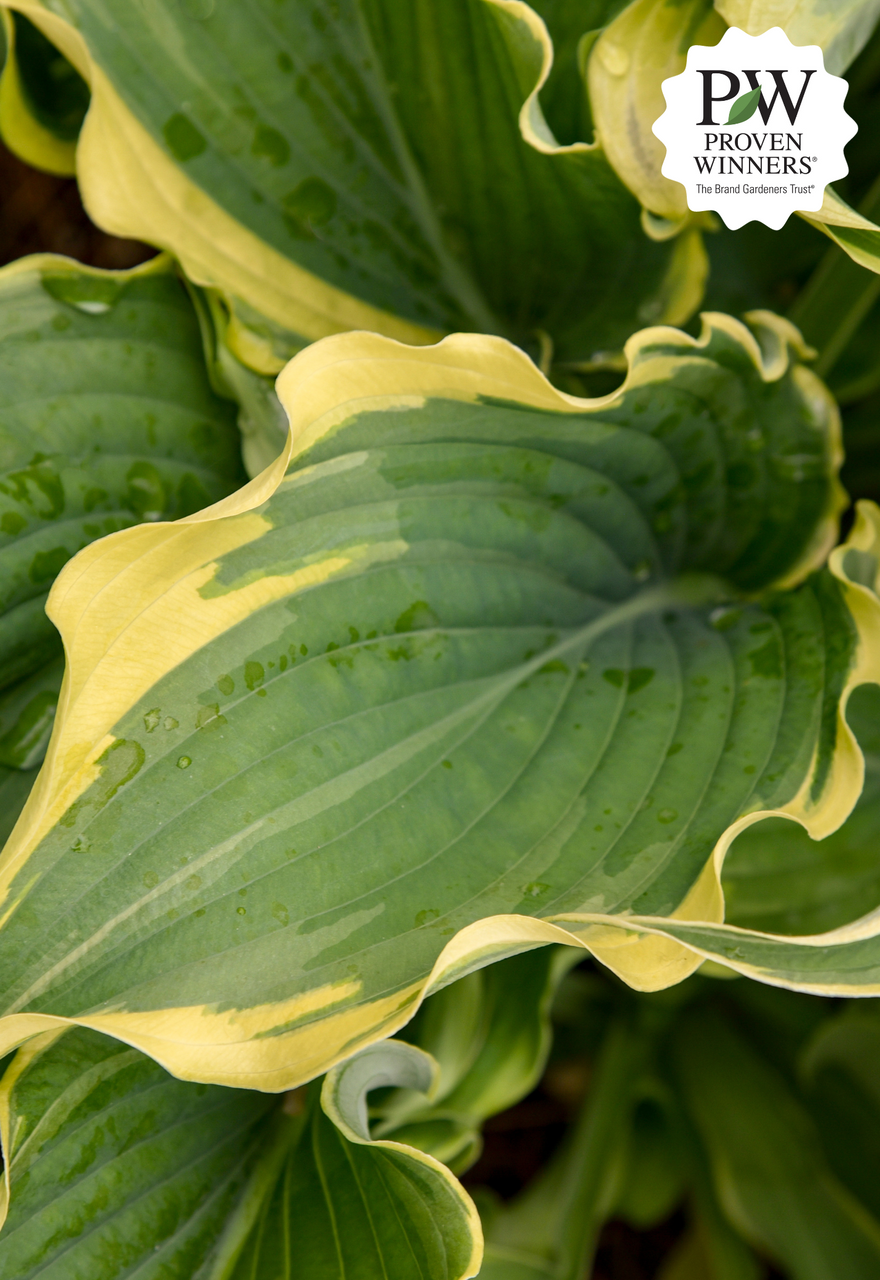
0, 1025, 274, 1279
4, 0, 705, 371
0, 253, 244, 796
0, 316, 865, 1089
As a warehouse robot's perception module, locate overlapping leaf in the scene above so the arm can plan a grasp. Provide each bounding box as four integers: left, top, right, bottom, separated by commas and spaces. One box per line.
723, 682, 880, 936
0, 315, 864, 1090
590, 0, 725, 223
714, 0, 880, 76
583, 0, 880, 281
376, 945, 577, 1172
0, 1026, 274, 1279
0, 1025, 481, 1280
231, 1043, 480, 1280
0, 9, 87, 175
0, 254, 243, 842
4, 0, 705, 371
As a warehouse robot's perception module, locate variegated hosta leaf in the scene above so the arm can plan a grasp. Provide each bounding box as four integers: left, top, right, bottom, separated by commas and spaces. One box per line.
0, 254, 243, 806
526, 0, 623, 147
800, 188, 880, 280
0, 317, 863, 1090
0, 1026, 482, 1280
210, 1041, 481, 1280
375, 946, 578, 1172
714, 0, 880, 76
5, 0, 704, 371
0, 8, 87, 175
589, 0, 726, 223
723, 682, 880, 936
0, 1025, 275, 1278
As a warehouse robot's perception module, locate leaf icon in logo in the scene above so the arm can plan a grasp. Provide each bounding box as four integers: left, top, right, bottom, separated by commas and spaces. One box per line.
726, 86, 762, 125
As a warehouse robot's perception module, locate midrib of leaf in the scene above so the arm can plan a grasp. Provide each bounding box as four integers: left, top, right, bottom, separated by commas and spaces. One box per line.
1, 582, 706, 1013
105, 0, 504, 334
9, 1045, 142, 1173
202, 1109, 300, 1280
349, 0, 504, 336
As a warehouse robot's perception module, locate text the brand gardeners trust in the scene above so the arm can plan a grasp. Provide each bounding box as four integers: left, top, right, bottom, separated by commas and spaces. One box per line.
653, 27, 856, 229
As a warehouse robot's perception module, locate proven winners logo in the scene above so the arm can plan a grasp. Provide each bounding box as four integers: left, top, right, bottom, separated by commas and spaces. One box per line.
652, 26, 856, 229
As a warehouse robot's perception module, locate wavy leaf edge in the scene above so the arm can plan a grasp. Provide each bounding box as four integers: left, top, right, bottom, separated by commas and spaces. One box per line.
0, 317, 866, 1088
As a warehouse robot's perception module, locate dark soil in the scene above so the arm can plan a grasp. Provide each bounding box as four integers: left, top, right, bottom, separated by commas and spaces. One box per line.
0, 139, 153, 268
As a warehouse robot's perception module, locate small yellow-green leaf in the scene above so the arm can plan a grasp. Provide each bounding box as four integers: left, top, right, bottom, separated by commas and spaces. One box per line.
714, 0, 880, 75
589, 0, 726, 219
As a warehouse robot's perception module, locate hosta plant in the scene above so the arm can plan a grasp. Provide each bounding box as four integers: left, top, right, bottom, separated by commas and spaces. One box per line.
1, 0, 880, 1276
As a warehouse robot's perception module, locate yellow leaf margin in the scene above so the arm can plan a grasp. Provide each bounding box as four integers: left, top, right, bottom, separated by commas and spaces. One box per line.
2, 1, 443, 373
0, 8, 77, 175
0, 324, 864, 1090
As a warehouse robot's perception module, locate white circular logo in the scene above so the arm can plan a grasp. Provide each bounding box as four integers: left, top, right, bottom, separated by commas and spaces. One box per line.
652, 26, 857, 230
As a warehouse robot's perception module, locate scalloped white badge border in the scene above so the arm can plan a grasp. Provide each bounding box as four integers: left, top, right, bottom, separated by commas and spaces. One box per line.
653, 26, 857, 230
